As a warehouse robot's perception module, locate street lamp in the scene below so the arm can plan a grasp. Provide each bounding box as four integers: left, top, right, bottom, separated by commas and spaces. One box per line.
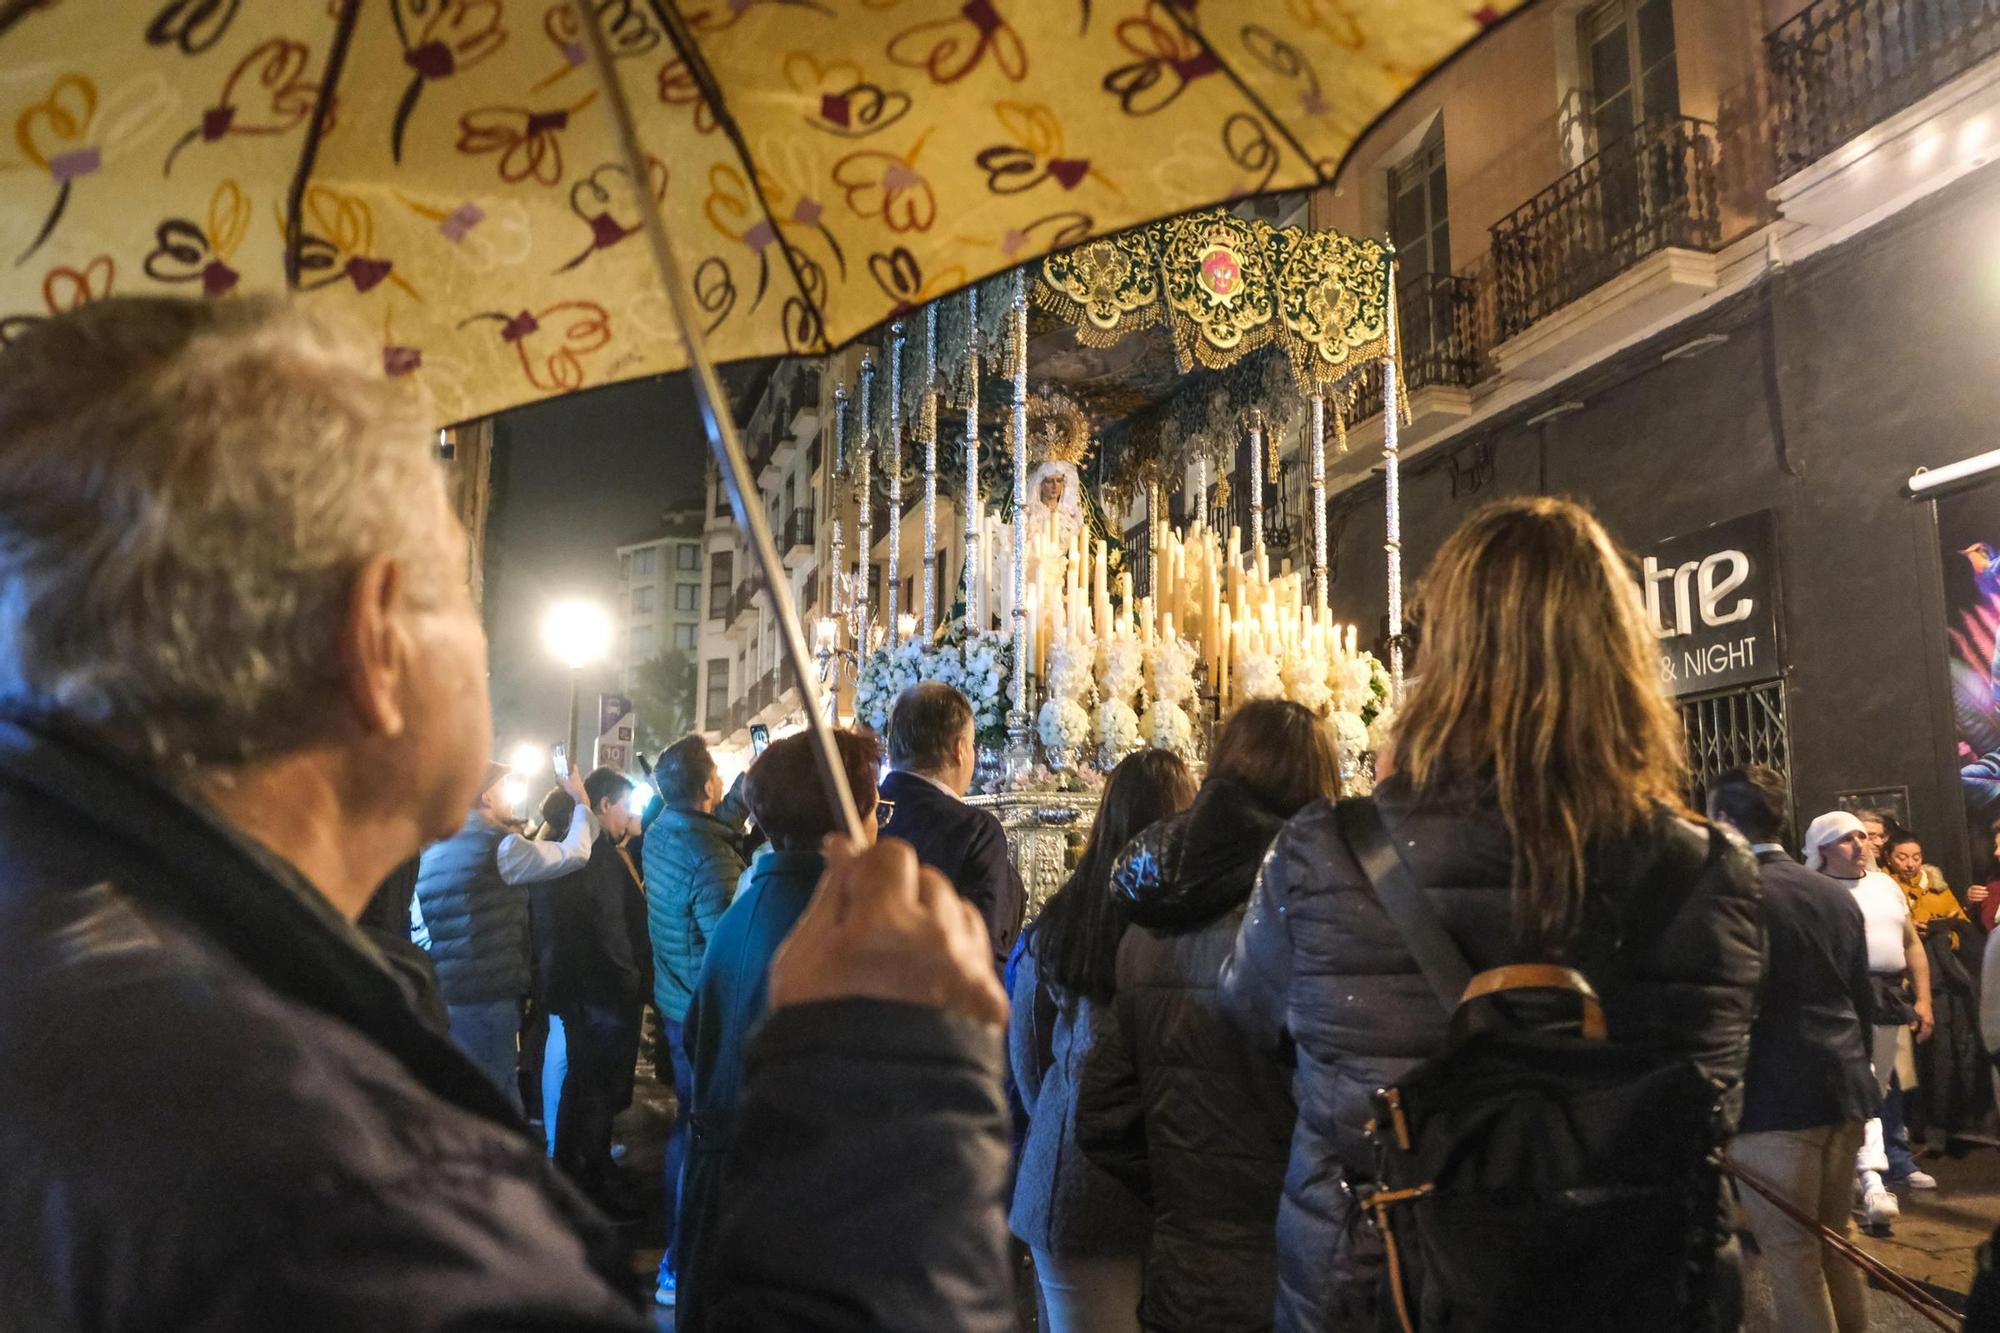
542, 599, 612, 763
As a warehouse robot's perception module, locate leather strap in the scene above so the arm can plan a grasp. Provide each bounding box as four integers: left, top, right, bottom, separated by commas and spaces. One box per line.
1338, 800, 1472, 1013
1462, 964, 1606, 1040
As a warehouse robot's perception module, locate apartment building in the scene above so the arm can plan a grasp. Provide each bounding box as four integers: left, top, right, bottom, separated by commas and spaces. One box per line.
615, 508, 706, 692
1308, 0, 2000, 885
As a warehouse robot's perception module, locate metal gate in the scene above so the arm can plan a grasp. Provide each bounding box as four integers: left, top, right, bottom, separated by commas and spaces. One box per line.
1679, 678, 1792, 817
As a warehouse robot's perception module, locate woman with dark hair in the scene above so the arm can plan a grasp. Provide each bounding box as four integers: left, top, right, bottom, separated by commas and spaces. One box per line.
1221, 496, 1763, 1332
673, 727, 883, 1332
1009, 750, 1197, 1333
1075, 700, 1339, 1333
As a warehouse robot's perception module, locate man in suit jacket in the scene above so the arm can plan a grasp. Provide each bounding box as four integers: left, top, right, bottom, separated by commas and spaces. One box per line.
877, 681, 1024, 971
1709, 766, 1878, 1333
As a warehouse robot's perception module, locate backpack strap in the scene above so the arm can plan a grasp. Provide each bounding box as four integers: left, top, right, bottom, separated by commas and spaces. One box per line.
1338, 799, 1473, 1015
1463, 964, 1606, 1040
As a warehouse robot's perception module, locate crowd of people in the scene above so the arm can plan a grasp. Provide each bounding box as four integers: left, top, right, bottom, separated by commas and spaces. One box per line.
6, 296, 2000, 1332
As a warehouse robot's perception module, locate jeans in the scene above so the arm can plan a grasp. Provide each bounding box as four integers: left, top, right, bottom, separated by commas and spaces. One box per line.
553, 1002, 629, 1193
658, 1016, 695, 1284
447, 999, 523, 1114
1730, 1123, 1869, 1333
540, 1014, 568, 1156
1882, 1079, 1918, 1181
1030, 1248, 1143, 1333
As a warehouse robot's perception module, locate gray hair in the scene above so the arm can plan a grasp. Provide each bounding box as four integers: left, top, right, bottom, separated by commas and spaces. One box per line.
0, 296, 450, 771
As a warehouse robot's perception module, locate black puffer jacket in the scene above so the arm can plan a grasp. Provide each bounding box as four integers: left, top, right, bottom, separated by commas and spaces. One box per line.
1220, 776, 1764, 1332
1075, 779, 1297, 1333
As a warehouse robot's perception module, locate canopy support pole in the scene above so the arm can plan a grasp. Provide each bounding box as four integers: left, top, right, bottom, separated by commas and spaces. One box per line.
1006, 269, 1031, 774
921, 306, 938, 639
577, 4, 861, 839
1310, 391, 1328, 612
1383, 264, 1405, 702
962, 287, 981, 632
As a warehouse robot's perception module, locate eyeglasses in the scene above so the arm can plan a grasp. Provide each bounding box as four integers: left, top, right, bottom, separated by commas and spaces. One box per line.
874, 799, 895, 826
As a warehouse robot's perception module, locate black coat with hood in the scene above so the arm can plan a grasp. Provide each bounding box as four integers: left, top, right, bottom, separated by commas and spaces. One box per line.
1074, 778, 1297, 1333
1219, 775, 1764, 1333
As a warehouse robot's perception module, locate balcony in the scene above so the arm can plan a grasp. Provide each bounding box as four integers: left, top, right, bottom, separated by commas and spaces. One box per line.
1488, 115, 1722, 380
726, 578, 760, 638
783, 508, 815, 566
1769, 0, 2000, 176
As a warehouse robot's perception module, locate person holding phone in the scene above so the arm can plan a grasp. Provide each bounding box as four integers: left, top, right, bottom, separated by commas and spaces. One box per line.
415, 751, 598, 1110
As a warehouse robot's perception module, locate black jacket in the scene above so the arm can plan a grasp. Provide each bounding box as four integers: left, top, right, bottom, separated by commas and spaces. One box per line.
531, 833, 643, 1012
878, 769, 1024, 970
1740, 849, 1879, 1132
1075, 779, 1296, 1333
0, 715, 1019, 1332
1220, 777, 1763, 1333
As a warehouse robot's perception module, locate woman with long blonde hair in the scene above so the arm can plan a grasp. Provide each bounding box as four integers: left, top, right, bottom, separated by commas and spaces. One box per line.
1221, 496, 1763, 1332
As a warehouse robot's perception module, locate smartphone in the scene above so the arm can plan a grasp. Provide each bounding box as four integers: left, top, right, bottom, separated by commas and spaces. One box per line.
750, 724, 770, 756
552, 744, 569, 779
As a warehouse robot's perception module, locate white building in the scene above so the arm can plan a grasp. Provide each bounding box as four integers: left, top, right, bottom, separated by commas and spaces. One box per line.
616, 508, 705, 693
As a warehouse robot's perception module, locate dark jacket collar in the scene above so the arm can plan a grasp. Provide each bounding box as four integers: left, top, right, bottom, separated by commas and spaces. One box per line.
1114, 777, 1289, 932
0, 712, 522, 1132
881, 768, 960, 804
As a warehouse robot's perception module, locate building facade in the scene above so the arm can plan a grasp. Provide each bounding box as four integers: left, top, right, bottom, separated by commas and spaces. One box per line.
1311, 0, 2000, 886
615, 508, 706, 693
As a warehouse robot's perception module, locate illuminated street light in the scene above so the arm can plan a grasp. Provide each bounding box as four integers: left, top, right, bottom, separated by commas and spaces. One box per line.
542, 599, 612, 762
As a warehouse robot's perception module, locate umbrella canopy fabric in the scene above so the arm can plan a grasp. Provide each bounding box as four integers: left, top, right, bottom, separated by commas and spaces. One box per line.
0, 0, 1516, 426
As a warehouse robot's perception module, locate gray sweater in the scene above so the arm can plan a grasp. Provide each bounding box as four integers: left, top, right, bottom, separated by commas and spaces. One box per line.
1006, 936, 1151, 1257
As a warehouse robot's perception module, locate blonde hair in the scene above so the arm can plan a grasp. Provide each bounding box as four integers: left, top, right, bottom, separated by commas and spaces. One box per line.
1393, 496, 1688, 946
0, 296, 448, 771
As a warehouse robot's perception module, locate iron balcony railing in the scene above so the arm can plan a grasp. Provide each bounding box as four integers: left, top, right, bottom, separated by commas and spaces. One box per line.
730, 578, 759, 623
784, 507, 815, 552
1344, 273, 1482, 423
1769, 0, 2000, 174
1490, 114, 1720, 340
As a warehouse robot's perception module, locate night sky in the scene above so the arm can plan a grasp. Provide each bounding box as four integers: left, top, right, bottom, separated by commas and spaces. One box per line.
482, 374, 708, 756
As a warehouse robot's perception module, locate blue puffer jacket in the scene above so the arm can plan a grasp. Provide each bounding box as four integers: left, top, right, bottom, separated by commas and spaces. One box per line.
414, 812, 528, 1006
1220, 775, 1763, 1333
643, 806, 746, 1023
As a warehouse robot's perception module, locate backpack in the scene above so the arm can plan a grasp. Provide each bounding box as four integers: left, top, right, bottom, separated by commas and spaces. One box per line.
1338, 800, 1731, 1333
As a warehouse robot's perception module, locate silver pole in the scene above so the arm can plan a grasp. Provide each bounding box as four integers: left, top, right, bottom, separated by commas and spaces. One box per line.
886, 323, 904, 637
1384, 263, 1404, 700
1249, 409, 1265, 561
856, 354, 874, 654
575, 4, 861, 840
1310, 391, 1327, 611
829, 382, 846, 643
1008, 269, 1030, 738
962, 286, 981, 631
921, 303, 938, 638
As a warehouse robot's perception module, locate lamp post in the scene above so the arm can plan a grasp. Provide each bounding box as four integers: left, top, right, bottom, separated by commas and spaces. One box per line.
542, 600, 612, 763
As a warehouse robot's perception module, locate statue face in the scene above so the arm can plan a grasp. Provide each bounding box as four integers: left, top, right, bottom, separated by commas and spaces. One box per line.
1039, 473, 1064, 506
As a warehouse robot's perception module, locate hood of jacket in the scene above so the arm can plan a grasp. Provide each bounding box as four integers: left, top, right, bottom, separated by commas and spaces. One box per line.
1110, 777, 1288, 932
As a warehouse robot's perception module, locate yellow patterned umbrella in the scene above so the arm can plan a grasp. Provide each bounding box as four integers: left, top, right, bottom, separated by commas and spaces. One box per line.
0, 0, 1513, 835
0, 0, 1514, 425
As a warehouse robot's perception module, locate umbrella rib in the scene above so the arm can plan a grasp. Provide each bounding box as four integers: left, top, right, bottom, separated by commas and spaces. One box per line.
284, 0, 364, 288
644, 0, 832, 356
1154, 8, 1328, 186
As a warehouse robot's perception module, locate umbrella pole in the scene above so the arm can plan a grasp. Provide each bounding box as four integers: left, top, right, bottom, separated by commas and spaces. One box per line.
575, 4, 863, 843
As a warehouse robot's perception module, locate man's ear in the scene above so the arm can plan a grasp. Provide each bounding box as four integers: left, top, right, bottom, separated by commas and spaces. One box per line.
339, 555, 409, 740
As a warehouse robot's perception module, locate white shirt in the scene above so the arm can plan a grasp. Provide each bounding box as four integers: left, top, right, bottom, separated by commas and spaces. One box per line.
494, 805, 598, 885
1837, 869, 1910, 973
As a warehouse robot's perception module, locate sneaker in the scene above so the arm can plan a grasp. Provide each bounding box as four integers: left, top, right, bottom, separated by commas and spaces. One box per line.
654, 1272, 677, 1308
1896, 1169, 1938, 1190
1863, 1182, 1901, 1227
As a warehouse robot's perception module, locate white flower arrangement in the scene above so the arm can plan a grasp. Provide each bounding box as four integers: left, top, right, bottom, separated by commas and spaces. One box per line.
1329, 653, 1375, 714
854, 638, 927, 733
1099, 636, 1144, 705
1139, 699, 1196, 758
1037, 696, 1093, 761
1145, 634, 1199, 706
1366, 702, 1397, 755
1096, 698, 1141, 765
1046, 632, 1097, 705
1234, 645, 1284, 700
854, 627, 1013, 746
1282, 658, 1332, 715
1331, 710, 1369, 764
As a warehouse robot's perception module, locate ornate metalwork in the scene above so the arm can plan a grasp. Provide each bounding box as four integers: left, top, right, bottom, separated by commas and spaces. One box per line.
1490, 115, 1720, 340
921, 305, 939, 638
963, 285, 981, 629
1036, 231, 1164, 347
1680, 679, 1792, 817
855, 354, 874, 650
1008, 268, 1031, 770
965, 790, 1101, 921
886, 324, 904, 635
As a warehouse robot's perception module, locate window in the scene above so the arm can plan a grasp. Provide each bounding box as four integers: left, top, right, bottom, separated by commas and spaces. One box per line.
674, 583, 698, 613
704, 659, 729, 730
708, 551, 732, 621
674, 623, 698, 651
713, 477, 729, 518
1389, 120, 1452, 361
632, 585, 655, 614
677, 543, 699, 572
634, 547, 657, 576
1583, 0, 1680, 239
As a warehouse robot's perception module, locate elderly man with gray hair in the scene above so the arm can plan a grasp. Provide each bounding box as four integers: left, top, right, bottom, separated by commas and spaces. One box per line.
0, 297, 1015, 1331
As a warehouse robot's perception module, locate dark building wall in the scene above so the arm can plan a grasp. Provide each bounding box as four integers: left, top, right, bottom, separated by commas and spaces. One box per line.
1327, 160, 2000, 886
